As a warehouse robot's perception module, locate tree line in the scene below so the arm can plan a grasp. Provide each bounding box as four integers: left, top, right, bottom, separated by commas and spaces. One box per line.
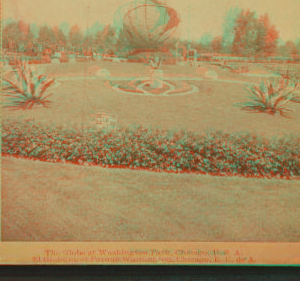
3, 7, 300, 58
3, 19, 121, 55
183, 8, 299, 58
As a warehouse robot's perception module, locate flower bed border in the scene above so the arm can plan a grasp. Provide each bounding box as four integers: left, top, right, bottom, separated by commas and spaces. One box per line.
2, 121, 300, 180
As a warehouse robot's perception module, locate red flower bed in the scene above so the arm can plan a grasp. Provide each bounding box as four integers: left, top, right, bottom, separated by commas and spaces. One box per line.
2, 121, 300, 179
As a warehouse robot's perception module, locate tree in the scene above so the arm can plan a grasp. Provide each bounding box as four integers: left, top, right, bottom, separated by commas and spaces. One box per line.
38, 25, 55, 46
296, 38, 300, 57
94, 24, 117, 54
18, 20, 30, 42
231, 10, 279, 57
94, 30, 104, 52
30, 23, 40, 39
196, 33, 213, 53
83, 32, 94, 51
59, 22, 70, 38
103, 25, 117, 53
53, 26, 67, 45
69, 25, 83, 50
256, 13, 279, 56
3, 18, 15, 28
283, 41, 298, 57
3, 21, 22, 48
232, 10, 259, 56
25, 28, 35, 45
212, 36, 223, 53
85, 21, 104, 38
222, 7, 243, 53
115, 28, 130, 52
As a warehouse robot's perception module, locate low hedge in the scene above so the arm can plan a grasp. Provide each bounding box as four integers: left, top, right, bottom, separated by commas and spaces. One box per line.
2, 121, 300, 179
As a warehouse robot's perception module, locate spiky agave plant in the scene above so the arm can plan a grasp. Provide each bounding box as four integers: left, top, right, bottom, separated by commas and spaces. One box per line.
288, 80, 300, 103
236, 77, 300, 117
1, 60, 55, 110
281, 66, 291, 80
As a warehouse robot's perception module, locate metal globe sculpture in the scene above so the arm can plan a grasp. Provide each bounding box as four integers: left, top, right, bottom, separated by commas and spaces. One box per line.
114, 0, 180, 51
109, 1, 198, 97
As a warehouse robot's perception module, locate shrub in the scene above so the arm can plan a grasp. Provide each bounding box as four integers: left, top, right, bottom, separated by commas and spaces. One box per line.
1, 60, 55, 110
236, 77, 300, 117
59, 56, 69, 63
41, 55, 51, 63
220, 59, 228, 69
230, 66, 249, 74
2, 121, 300, 179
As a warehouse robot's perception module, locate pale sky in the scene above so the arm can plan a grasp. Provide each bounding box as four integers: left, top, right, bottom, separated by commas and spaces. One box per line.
3, 0, 300, 42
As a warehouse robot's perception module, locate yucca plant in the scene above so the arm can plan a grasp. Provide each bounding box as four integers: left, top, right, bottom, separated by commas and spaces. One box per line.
281, 66, 291, 80
236, 77, 300, 117
220, 59, 228, 69
288, 80, 300, 103
1, 60, 55, 111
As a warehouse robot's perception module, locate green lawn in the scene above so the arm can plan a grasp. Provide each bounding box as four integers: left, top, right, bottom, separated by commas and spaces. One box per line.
2, 156, 300, 241
2, 61, 300, 242
3, 61, 300, 139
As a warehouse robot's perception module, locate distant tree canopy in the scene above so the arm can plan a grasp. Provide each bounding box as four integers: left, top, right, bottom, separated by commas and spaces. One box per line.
2, 6, 298, 59
3, 21, 23, 43
69, 25, 83, 46
195, 33, 213, 53
211, 36, 223, 53
222, 7, 243, 53
37, 25, 56, 44
2, 19, 122, 54
231, 10, 279, 57
192, 8, 282, 57
279, 41, 298, 57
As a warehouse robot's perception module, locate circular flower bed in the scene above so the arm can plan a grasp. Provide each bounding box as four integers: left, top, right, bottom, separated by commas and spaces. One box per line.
107, 78, 198, 96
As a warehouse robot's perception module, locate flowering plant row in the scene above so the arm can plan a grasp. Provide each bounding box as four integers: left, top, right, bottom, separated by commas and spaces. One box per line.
2, 121, 300, 179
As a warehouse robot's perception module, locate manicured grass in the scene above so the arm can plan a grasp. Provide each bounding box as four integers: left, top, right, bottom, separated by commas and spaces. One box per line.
264, 63, 300, 80
2, 156, 300, 241
3, 62, 300, 139
2, 61, 300, 242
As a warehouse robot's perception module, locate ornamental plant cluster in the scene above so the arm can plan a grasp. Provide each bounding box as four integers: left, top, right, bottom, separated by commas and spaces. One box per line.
2, 60, 55, 110
3, 121, 300, 179
264, 65, 300, 81
236, 73, 300, 118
